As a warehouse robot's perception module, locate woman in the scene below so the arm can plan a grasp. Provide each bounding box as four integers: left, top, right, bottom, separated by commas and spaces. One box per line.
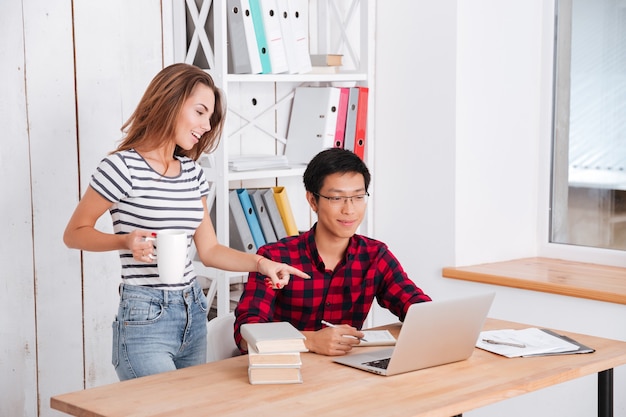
64, 63, 308, 380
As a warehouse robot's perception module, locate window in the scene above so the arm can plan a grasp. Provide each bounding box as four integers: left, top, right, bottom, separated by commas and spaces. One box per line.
551, 0, 626, 251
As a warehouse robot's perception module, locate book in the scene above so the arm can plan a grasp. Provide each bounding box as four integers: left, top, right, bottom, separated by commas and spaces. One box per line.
310, 54, 343, 66
240, 321, 308, 354
272, 186, 299, 236
247, 343, 302, 366
248, 365, 303, 384
476, 327, 594, 358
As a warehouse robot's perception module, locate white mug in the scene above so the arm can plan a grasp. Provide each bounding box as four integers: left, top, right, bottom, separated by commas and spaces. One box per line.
146, 230, 188, 284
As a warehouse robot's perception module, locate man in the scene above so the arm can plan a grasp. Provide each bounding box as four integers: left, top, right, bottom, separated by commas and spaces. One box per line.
234, 148, 431, 356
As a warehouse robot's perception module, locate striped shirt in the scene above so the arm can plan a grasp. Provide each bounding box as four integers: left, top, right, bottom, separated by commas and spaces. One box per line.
90, 149, 209, 290
234, 225, 432, 349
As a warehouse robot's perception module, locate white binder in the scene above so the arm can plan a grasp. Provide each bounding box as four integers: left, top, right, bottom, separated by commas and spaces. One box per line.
258, 0, 289, 74
276, 0, 311, 74
285, 87, 341, 165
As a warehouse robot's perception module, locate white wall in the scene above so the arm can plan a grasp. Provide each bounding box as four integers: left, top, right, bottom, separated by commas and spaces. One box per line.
2, 0, 624, 416
375, 1, 625, 416
1, 1, 165, 416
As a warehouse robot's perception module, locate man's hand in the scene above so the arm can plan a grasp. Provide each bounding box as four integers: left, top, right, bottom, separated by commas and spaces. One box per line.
301, 325, 365, 356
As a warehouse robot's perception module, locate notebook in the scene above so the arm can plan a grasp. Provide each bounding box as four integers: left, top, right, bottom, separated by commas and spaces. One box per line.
333, 292, 495, 376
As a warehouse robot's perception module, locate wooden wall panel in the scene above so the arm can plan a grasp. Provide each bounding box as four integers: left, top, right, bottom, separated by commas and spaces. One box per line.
0, 2, 38, 416
73, 0, 164, 390
22, 2, 85, 415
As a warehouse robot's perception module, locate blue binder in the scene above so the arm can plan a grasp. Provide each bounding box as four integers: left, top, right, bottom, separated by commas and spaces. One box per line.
250, 189, 278, 243
248, 0, 272, 74
237, 188, 267, 248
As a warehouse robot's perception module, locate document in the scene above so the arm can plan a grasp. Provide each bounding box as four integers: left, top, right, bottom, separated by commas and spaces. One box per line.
228, 154, 289, 171
476, 328, 593, 358
226, 0, 262, 74
285, 87, 341, 164
357, 330, 397, 347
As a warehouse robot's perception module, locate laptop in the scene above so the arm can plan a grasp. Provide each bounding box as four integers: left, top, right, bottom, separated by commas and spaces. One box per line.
333, 292, 495, 376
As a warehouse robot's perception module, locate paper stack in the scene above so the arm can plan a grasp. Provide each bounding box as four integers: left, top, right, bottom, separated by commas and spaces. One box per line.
228, 155, 290, 172
241, 321, 308, 384
476, 327, 594, 358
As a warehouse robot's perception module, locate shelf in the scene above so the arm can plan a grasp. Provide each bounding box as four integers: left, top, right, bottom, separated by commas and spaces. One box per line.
222, 72, 367, 83
228, 165, 306, 181
176, 0, 375, 317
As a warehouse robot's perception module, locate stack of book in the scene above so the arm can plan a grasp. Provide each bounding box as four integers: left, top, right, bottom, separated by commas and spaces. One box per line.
241, 321, 308, 384
309, 53, 343, 74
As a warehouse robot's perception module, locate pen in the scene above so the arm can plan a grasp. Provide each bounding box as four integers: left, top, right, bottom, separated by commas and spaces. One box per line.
482, 338, 526, 348
321, 320, 338, 328
321, 320, 367, 341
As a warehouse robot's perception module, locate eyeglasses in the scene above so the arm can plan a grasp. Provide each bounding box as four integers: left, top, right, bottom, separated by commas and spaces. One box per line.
314, 192, 370, 206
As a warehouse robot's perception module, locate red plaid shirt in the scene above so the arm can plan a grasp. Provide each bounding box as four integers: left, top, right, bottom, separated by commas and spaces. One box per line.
234, 225, 432, 350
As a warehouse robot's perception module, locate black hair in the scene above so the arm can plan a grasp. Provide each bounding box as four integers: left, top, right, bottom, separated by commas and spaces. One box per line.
303, 148, 371, 196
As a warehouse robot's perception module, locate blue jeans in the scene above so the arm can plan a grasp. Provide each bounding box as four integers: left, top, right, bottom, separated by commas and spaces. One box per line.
112, 280, 208, 381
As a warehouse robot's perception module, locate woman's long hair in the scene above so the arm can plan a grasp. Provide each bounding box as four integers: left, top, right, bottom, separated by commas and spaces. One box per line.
115, 63, 225, 161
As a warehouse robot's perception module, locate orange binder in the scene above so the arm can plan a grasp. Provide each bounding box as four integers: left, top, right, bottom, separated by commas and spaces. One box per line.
353, 86, 368, 160
272, 186, 299, 236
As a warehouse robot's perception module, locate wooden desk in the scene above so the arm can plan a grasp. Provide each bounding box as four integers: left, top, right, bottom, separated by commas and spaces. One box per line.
442, 257, 626, 305
51, 318, 626, 417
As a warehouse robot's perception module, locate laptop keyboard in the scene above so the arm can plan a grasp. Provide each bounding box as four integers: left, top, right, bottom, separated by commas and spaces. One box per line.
363, 358, 390, 370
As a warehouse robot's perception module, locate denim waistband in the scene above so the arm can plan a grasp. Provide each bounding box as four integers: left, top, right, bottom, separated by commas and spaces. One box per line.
119, 279, 203, 303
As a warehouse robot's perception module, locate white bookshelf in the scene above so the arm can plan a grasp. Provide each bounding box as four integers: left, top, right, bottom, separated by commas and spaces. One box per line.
173, 0, 376, 316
